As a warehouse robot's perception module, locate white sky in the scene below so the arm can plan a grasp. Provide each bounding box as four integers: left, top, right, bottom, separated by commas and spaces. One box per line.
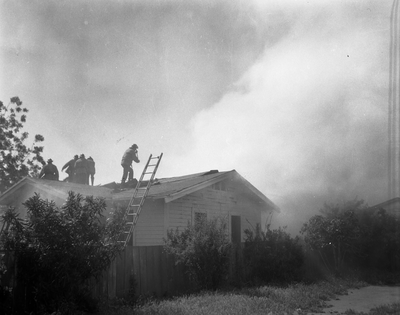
0, 0, 392, 233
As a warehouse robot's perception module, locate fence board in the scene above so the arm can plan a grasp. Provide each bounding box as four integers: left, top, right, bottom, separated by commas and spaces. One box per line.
153, 246, 162, 297
132, 246, 141, 295
107, 259, 116, 298
139, 246, 148, 295
115, 250, 125, 297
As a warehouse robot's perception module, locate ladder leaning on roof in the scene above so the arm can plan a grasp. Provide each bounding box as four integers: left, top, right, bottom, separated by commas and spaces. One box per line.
119, 153, 163, 247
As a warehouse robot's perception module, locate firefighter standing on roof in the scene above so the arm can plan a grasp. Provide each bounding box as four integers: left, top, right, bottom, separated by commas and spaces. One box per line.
39, 159, 59, 181
121, 144, 140, 186
86, 156, 96, 186
74, 154, 88, 185
62, 155, 78, 183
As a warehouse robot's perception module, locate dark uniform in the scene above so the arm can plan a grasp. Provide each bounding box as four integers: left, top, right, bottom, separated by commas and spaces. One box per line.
86, 157, 96, 186
74, 154, 88, 185
39, 159, 59, 181
121, 144, 140, 185
62, 155, 78, 182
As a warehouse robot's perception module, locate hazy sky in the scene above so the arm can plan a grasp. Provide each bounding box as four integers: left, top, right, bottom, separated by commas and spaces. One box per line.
0, 0, 392, 232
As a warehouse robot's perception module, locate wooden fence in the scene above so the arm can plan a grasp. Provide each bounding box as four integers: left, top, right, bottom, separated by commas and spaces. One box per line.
91, 244, 243, 299
91, 245, 193, 299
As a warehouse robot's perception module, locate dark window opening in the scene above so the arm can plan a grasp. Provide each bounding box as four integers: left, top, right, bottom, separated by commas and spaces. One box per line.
231, 215, 241, 243
212, 182, 226, 191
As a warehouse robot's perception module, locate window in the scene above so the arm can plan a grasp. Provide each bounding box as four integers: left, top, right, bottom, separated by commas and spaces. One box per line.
194, 212, 207, 227
231, 215, 241, 243
212, 182, 226, 191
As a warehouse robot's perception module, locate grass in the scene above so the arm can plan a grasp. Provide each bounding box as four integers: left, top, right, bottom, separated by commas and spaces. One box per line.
99, 277, 368, 315
344, 303, 400, 315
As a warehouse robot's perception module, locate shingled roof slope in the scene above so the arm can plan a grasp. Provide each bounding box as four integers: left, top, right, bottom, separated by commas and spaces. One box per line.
111, 170, 279, 212
0, 177, 113, 205
111, 170, 227, 200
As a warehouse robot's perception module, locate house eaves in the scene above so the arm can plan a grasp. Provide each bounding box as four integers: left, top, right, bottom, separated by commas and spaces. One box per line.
161, 170, 280, 213
233, 172, 280, 213
163, 171, 234, 203
367, 197, 400, 211
108, 169, 279, 213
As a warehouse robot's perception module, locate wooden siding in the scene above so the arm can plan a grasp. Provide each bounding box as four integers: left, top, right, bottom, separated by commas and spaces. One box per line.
111, 178, 271, 246
130, 199, 165, 246
166, 179, 265, 242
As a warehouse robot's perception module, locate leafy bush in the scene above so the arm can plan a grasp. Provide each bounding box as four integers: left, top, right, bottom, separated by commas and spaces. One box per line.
301, 199, 400, 280
164, 217, 231, 290
243, 224, 304, 284
354, 208, 400, 275
0, 192, 124, 314
300, 199, 364, 273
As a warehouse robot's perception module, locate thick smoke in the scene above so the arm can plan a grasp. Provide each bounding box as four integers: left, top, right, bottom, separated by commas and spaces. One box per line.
164, 1, 390, 233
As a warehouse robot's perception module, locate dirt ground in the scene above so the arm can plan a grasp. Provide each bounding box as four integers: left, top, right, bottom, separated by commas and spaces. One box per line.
309, 285, 400, 314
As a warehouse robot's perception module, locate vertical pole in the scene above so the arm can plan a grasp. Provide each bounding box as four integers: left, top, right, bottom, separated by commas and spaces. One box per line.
389, 0, 400, 199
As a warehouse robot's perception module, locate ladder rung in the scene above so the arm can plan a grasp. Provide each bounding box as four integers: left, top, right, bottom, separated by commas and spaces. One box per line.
126, 222, 134, 225
127, 213, 138, 216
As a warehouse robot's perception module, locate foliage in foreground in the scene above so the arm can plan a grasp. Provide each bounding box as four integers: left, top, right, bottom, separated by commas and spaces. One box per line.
164, 217, 231, 290
243, 224, 304, 284
99, 277, 367, 315
0, 96, 45, 192
355, 208, 400, 274
0, 192, 125, 314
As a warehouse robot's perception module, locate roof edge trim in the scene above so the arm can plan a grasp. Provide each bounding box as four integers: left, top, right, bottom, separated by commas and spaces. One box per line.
233, 172, 280, 213
164, 171, 235, 203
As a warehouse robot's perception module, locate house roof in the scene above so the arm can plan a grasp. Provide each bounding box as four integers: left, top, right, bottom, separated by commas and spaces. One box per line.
0, 177, 113, 205
368, 197, 400, 210
112, 170, 280, 213
0, 170, 280, 213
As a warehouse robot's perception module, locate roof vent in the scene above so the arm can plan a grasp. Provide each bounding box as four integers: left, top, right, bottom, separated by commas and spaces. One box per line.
202, 170, 219, 176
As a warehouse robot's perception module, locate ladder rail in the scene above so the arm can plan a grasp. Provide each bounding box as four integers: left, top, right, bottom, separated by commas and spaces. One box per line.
119, 153, 163, 247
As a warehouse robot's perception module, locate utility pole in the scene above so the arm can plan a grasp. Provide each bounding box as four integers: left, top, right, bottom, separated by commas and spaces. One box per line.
389, 0, 400, 199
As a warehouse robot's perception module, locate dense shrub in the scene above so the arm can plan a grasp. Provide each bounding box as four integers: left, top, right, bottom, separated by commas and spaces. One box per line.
164, 217, 231, 290
355, 208, 400, 273
300, 200, 363, 273
301, 199, 400, 279
243, 224, 304, 284
0, 192, 125, 314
